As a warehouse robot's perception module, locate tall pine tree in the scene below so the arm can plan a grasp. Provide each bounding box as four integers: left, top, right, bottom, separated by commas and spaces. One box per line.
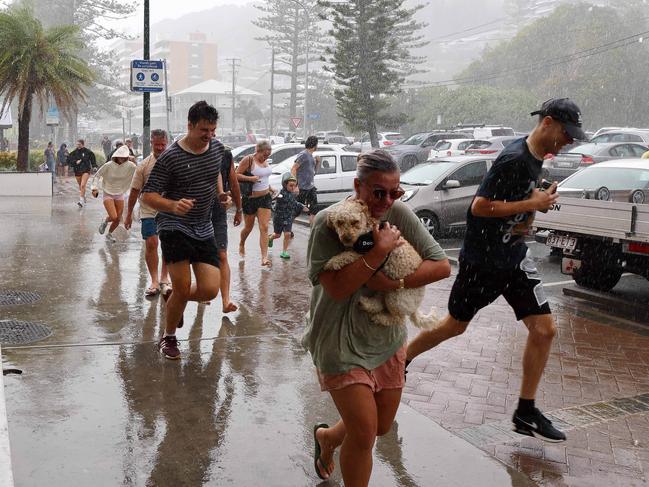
320, 0, 427, 147
254, 0, 325, 119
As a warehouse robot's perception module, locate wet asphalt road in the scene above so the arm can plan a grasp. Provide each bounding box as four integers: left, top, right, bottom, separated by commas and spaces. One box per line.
0, 190, 534, 487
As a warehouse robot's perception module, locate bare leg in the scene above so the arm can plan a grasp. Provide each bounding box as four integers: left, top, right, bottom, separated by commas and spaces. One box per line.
257, 208, 271, 265
79, 172, 90, 200
520, 314, 556, 399
165, 261, 192, 335
282, 231, 291, 252
218, 249, 237, 313
144, 235, 160, 289
406, 314, 470, 361
109, 199, 124, 234
239, 213, 255, 257
103, 198, 118, 231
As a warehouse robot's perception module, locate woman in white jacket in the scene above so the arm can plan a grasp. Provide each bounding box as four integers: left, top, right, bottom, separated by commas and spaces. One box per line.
91, 145, 137, 242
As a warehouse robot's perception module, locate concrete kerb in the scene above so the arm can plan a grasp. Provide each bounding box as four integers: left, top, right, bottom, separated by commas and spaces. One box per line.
0, 345, 15, 487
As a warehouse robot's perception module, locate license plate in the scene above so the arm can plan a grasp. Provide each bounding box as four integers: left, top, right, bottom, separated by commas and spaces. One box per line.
555, 161, 574, 168
562, 257, 582, 275
547, 233, 577, 251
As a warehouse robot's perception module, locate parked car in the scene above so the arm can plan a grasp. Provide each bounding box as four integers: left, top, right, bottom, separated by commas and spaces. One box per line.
428, 138, 481, 159
386, 132, 472, 172
473, 126, 515, 138
219, 134, 249, 148
400, 156, 495, 236
268, 151, 360, 205
346, 132, 402, 152
590, 129, 649, 144
464, 136, 520, 156
315, 131, 351, 144
266, 142, 345, 166
231, 144, 256, 166
542, 142, 649, 182
555, 158, 649, 203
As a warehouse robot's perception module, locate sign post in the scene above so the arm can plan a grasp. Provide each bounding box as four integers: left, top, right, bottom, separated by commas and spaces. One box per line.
130, 60, 164, 93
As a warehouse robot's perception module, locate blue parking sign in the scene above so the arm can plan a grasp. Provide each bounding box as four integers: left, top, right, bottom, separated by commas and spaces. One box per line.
130, 60, 164, 93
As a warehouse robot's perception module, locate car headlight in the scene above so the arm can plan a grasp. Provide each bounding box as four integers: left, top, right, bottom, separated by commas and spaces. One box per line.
401, 188, 417, 202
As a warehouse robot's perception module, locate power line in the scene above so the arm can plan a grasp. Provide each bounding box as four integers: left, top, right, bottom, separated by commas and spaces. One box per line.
429, 17, 507, 41
414, 29, 649, 88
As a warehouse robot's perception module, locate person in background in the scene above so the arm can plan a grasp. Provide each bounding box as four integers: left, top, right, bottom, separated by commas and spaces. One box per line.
101, 136, 112, 160
209, 147, 242, 312
44, 141, 56, 182
236, 140, 274, 268
291, 135, 320, 225
268, 172, 307, 260
125, 129, 171, 297
67, 139, 97, 208
57, 143, 69, 177
91, 145, 137, 243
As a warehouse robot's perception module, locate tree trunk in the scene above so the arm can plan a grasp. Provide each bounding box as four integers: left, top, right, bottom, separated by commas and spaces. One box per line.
17, 94, 33, 172
289, 6, 300, 118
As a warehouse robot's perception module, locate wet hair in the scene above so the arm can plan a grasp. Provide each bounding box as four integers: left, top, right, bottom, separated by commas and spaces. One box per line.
59, 143, 67, 150
77, 139, 84, 146
188, 100, 219, 125
256, 140, 271, 152
305, 135, 318, 149
151, 129, 168, 140
114, 139, 124, 147
356, 149, 399, 181
125, 138, 132, 144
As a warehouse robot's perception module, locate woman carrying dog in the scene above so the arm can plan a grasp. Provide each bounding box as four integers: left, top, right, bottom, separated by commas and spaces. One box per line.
302, 149, 451, 485
236, 139, 274, 267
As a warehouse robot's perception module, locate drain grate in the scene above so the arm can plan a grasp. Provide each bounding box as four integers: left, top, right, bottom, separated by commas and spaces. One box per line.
0, 320, 52, 345
0, 290, 41, 306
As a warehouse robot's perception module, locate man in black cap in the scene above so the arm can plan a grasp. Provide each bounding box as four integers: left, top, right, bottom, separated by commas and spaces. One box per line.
407, 98, 588, 443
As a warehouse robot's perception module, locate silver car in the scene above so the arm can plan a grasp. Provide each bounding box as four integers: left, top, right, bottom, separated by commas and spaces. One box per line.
542, 142, 648, 182
557, 158, 649, 204
400, 156, 494, 236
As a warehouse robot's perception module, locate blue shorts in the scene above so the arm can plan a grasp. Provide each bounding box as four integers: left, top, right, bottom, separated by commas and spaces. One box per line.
141, 218, 158, 240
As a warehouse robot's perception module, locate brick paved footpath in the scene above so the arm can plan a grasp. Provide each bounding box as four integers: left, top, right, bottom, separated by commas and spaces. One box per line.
408, 265, 649, 486
55, 178, 649, 485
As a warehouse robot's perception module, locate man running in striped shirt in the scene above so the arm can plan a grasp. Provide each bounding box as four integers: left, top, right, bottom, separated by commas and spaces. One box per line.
142, 101, 226, 360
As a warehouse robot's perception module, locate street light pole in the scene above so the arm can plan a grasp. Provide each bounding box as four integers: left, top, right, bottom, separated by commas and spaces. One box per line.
142, 0, 151, 157
304, 26, 309, 139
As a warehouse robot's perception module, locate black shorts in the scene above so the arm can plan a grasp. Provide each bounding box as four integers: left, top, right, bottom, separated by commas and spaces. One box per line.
159, 230, 220, 268
211, 208, 228, 251
242, 193, 272, 215
448, 255, 551, 322
273, 218, 293, 235
297, 187, 318, 215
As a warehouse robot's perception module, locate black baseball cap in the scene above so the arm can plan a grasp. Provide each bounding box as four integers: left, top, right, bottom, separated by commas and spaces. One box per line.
530, 98, 587, 141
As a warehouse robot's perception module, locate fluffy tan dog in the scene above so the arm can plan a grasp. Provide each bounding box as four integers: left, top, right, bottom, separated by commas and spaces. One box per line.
324, 199, 438, 329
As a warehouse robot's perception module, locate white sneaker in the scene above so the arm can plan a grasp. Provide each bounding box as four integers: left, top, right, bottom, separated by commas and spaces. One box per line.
105, 233, 116, 243
98, 219, 108, 235
77, 198, 83, 208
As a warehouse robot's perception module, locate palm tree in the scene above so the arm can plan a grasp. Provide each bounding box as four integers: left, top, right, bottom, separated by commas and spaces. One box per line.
0, 5, 94, 171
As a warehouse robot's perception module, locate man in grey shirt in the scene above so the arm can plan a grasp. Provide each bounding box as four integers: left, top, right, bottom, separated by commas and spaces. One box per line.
291, 135, 320, 225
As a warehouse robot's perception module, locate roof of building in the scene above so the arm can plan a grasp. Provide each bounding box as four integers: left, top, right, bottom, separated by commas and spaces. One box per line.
174, 79, 262, 97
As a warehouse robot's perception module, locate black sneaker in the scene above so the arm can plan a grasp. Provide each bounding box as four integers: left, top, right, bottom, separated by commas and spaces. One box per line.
513, 407, 566, 442
158, 335, 180, 360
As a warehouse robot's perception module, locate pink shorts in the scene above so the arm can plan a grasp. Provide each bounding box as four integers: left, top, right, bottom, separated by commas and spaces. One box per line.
103, 192, 125, 201
317, 344, 406, 393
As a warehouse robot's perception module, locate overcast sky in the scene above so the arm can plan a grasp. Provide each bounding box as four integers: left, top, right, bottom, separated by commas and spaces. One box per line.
118, 0, 253, 36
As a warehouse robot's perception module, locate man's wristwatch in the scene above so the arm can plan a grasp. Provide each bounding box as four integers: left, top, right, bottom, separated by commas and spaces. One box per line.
398, 278, 405, 289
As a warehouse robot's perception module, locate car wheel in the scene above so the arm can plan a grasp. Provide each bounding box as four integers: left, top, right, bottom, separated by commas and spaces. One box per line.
416, 211, 439, 237
401, 155, 418, 172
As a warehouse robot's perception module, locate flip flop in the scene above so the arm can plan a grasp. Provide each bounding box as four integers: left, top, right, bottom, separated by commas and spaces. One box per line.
145, 286, 160, 297
313, 422, 330, 480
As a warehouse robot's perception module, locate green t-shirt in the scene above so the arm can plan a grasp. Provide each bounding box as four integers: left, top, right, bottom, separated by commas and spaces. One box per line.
301, 200, 447, 374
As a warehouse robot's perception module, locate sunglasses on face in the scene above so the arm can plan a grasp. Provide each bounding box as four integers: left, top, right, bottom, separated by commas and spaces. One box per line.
369, 185, 405, 201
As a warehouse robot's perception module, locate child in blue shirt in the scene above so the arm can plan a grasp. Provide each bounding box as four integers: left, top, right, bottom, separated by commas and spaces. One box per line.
268, 172, 308, 259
